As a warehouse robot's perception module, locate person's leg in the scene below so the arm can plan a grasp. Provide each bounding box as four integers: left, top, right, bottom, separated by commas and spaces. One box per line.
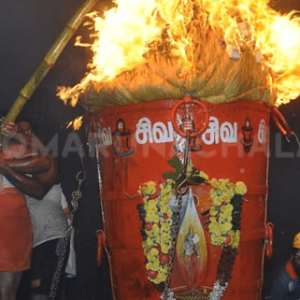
30, 239, 59, 300
0, 271, 22, 300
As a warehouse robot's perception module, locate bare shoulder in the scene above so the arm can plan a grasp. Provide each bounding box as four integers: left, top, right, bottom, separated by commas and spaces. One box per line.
2, 143, 39, 159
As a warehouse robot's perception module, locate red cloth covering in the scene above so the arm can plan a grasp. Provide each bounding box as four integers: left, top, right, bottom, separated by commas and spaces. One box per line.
286, 260, 299, 280
0, 187, 33, 271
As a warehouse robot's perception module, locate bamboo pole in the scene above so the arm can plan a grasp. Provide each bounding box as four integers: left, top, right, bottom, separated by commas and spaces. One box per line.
0, 0, 99, 138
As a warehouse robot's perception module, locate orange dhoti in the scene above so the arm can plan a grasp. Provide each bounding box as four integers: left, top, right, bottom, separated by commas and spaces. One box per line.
0, 188, 33, 271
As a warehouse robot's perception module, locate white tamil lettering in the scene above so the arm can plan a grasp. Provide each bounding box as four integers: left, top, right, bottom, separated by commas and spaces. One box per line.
202, 117, 237, 145
258, 119, 268, 144
220, 122, 237, 143
101, 127, 113, 146
153, 121, 174, 143
135, 117, 153, 144
202, 116, 219, 145
134, 116, 238, 145
135, 117, 174, 144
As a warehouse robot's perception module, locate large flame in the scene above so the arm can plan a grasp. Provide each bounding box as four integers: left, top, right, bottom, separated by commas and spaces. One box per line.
58, 0, 300, 109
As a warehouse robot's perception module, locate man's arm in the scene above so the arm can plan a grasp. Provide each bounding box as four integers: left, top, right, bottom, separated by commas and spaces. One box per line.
0, 159, 48, 200
6, 155, 52, 174
0, 149, 58, 200
31, 155, 59, 197
0, 122, 59, 199
2, 122, 49, 155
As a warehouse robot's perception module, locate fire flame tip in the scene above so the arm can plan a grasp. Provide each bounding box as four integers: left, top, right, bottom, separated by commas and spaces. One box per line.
57, 0, 300, 108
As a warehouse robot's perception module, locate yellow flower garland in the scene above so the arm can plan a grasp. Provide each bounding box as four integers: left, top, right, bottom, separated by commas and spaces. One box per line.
138, 175, 247, 288
208, 178, 247, 248
138, 180, 174, 284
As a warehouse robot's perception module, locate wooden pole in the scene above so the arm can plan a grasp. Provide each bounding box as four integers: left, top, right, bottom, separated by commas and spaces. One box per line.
0, 0, 99, 137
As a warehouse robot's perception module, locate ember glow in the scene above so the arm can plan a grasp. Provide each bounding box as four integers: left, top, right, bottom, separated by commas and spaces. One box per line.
67, 116, 83, 130
57, 0, 300, 109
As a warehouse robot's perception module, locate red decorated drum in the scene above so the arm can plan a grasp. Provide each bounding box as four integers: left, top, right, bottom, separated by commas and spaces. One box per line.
93, 98, 271, 300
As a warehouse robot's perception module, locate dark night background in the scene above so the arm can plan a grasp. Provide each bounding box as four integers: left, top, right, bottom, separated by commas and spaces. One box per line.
0, 0, 300, 299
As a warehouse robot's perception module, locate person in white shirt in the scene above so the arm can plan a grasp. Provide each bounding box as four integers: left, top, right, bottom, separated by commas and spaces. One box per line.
26, 181, 69, 300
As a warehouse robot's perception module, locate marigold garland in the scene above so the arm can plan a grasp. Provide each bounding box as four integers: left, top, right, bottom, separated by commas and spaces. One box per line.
208, 178, 247, 248
137, 180, 174, 285
208, 178, 247, 299
137, 158, 247, 300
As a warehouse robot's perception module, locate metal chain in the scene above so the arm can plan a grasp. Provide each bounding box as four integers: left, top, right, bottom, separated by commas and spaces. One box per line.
161, 134, 191, 300
49, 168, 86, 300
160, 193, 184, 300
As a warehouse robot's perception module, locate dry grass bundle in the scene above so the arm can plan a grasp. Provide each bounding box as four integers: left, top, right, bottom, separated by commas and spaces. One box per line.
81, 21, 273, 112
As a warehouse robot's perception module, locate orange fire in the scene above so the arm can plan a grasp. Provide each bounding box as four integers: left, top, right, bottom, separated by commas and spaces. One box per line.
58, 0, 300, 108
67, 116, 83, 130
